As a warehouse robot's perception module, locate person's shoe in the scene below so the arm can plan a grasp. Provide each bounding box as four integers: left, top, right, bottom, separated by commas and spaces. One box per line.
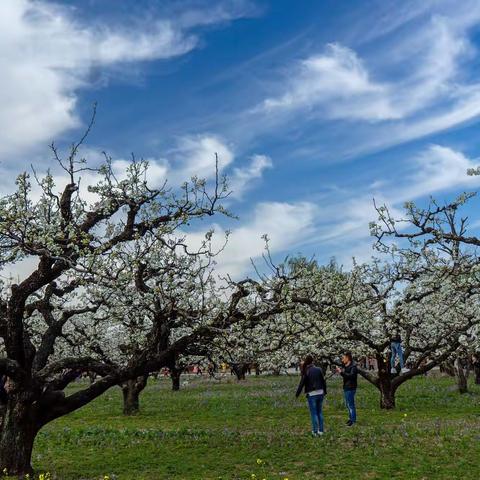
316, 431, 324, 437
345, 420, 353, 426
391, 367, 396, 374
311, 431, 317, 437
401, 367, 410, 373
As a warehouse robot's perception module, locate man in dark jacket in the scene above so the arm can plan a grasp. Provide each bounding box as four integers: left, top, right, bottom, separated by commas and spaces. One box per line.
296, 355, 327, 436
337, 351, 358, 426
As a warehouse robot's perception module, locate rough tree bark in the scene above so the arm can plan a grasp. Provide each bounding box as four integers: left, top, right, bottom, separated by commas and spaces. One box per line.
474, 359, 480, 385
88, 372, 97, 385
0, 394, 38, 477
231, 363, 247, 381
440, 361, 456, 377
358, 355, 397, 409
121, 375, 148, 415
377, 356, 396, 409
378, 379, 396, 409
454, 357, 469, 394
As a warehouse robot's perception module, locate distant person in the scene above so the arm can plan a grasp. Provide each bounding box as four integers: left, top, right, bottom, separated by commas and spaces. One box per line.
207, 363, 216, 378
336, 351, 358, 426
390, 332, 409, 374
295, 354, 327, 437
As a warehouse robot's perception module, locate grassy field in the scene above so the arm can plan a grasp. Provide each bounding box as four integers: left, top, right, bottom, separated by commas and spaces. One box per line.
31, 374, 480, 480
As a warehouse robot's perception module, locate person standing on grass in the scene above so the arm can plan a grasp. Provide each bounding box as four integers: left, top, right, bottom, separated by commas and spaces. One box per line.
295, 354, 327, 437
336, 351, 358, 427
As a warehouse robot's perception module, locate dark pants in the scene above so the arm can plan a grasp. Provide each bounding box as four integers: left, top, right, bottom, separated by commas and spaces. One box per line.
307, 394, 324, 433
344, 389, 356, 423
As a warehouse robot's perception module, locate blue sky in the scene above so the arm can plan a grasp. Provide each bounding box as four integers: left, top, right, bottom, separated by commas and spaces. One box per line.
3, 0, 480, 277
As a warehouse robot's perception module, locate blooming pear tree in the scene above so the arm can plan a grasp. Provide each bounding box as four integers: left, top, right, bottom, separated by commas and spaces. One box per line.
0, 131, 234, 475
372, 188, 480, 394
80, 233, 226, 413
289, 249, 480, 409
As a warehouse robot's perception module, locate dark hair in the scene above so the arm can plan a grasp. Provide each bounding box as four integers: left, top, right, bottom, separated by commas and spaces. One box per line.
344, 351, 353, 362
301, 354, 314, 375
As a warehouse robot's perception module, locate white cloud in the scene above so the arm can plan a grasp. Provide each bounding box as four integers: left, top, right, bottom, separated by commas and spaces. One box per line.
0, 256, 39, 285
259, 17, 469, 124
229, 154, 273, 199
167, 135, 235, 184
154, 135, 271, 197
254, 7, 480, 157
397, 145, 480, 200
7, 134, 270, 207
260, 43, 397, 122
112, 158, 169, 188
0, 0, 250, 161
295, 144, 480, 266
178, 0, 260, 29
28, 144, 479, 276
187, 201, 318, 278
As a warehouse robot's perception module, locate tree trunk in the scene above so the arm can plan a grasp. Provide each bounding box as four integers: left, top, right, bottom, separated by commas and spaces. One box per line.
171, 368, 181, 391
379, 383, 396, 409
0, 397, 38, 476
232, 363, 247, 380
454, 358, 468, 394
441, 360, 456, 377
121, 376, 147, 415
88, 371, 96, 384
474, 364, 480, 385
377, 356, 396, 409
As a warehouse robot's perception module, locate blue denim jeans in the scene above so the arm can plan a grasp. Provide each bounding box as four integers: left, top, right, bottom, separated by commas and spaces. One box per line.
307, 394, 324, 433
391, 341, 404, 369
344, 389, 356, 423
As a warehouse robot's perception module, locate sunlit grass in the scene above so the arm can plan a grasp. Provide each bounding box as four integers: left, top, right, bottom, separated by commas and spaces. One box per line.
33, 375, 480, 479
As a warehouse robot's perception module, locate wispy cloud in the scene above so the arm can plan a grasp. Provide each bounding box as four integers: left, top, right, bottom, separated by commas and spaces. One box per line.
2, 133, 271, 207
177, 0, 261, 29
186, 200, 318, 278
259, 43, 397, 122
0, 0, 252, 161
229, 154, 273, 199
300, 144, 480, 266
250, 3, 480, 161
394, 145, 480, 200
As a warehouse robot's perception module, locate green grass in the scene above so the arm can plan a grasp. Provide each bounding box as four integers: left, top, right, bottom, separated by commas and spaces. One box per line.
31, 375, 480, 480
